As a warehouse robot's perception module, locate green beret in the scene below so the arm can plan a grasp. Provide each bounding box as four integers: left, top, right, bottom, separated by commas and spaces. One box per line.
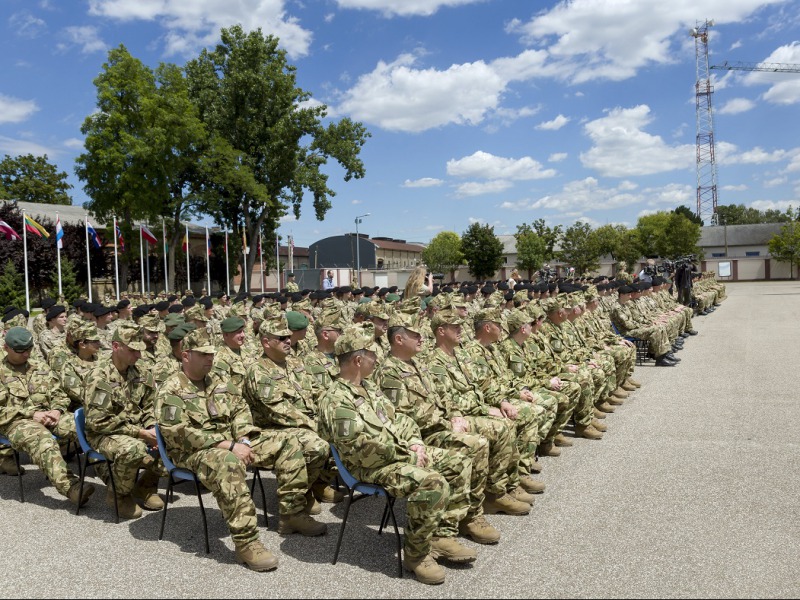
167, 322, 197, 341
334, 323, 377, 356
285, 311, 309, 331
4, 326, 33, 351
220, 316, 246, 334
181, 329, 216, 353
385, 293, 401, 303
163, 314, 186, 328
112, 322, 146, 351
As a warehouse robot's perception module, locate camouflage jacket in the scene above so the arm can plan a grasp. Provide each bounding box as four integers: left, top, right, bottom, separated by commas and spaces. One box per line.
0, 356, 69, 431
153, 355, 182, 387
540, 320, 589, 364
212, 343, 248, 389
156, 370, 258, 466
461, 339, 516, 402
497, 336, 546, 390
60, 352, 100, 411
303, 348, 340, 402
425, 346, 492, 417
38, 327, 64, 361
243, 354, 317, 431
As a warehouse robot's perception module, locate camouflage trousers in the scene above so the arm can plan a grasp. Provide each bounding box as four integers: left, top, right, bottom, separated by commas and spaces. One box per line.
559, 368, 595, 427
248, 429, 313, 517
536, 387, 576, 444
462, 415, 516, 497
627, 324, 671, 358
424, 429, 488, 519
361, 446, 470, 560
282, 427, 329, 493
2, 419, 76, 496
91, 434, 163, 496
603, 344, 635, 387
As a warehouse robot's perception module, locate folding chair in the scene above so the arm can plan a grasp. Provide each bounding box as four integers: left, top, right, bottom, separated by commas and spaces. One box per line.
0, 433, 24, 503
329, 444, 402, 578
74, 408, 119, 522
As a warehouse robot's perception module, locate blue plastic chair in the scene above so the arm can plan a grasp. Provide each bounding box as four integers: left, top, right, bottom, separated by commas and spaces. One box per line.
74, 408, 119, 522
0, 433, 24, 502
329, 444, 402, 578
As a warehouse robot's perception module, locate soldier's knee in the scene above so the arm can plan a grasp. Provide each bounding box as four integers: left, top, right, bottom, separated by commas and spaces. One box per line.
409, 472, 449, 512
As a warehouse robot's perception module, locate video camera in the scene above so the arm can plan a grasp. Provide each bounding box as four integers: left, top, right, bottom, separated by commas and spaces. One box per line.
537, 265, 554, 283
426, 272, 445, 280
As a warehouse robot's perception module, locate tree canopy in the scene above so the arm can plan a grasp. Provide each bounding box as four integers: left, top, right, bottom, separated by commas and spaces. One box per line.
514, 223, 547, 279
421, 231, 463, 279
716, 203, 797, 225
557, 221, 600, 274
461, 222, 504, 280
0, 154, 72, 205
768, 221, 800, 280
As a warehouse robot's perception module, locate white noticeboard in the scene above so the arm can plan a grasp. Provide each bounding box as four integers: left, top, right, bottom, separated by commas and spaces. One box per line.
718, 261, 731, 278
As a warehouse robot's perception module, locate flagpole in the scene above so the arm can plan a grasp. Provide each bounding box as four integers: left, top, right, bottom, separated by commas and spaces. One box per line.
56, 212, 63, 299
185, 223, 190, 293
85, 217, 93, 302
258, 231, 264, 292
289, 234, 294, 274
139, 224, 145, 297
22, 212, 30, 313
275, 233, 281, 292
145, 237, 150, 297
242, 229, 248, 293
224, 229, 230, 296
162, 218, 168, 294
205, 227, 211, 294
113, 216, 120, 301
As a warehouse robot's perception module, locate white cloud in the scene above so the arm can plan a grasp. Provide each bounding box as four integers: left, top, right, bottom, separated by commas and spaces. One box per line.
718, 97, 756, 115
425, 224, 444, 231
402, 177, 444, 188
62, 26, 107, 54
447, 150, 556, 180
749, 199, 799, 212
63, 138, 85, 150
548, 152, 567, 162
535, 114, 570, 131
580, 105, 693, 177
335, 0, 486, 17
637, 208, 660, 218
454, 180, 513, 197
729, 40, 743, 50
0, 94, 39, 124
764, 176, 787, 187
740, 42, 800, 105
721, 184, 748, 191
9, 12, 47, 38
719, 145, 789, 166
351, 199, 363, 204
88, 0, 313, 58
0, 135, 56, 156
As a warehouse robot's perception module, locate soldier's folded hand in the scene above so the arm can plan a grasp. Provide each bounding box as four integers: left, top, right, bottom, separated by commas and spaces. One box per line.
231, 443, 254, 466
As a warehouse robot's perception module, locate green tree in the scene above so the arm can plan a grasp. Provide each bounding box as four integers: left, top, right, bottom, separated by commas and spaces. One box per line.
53, 257, 85, 304
0, 154, 72, 205
186, 25, 370, 287
461, 222, 504, 280
768, 221, 800, 279
531, 218, 562, 262
557, 221, 600, 275
674, 204, 703, 226
716, 203, 795, 225
636, 211, 701, 258
0, 260, 26, 309
514, 223, 547, 279
617, 228, 643, 272
421, 231, 464, 280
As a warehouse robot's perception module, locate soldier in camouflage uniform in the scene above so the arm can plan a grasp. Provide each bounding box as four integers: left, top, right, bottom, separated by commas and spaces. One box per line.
153, 323, 195, 386
38, 304, 67, 361
242, 314, 332, 531
212, 317, 248, 388
374, 312, 501, 545
157, 330, 306, 572
424, 309, 531, 515
0, 327, 94, 505
84, 322, 164, 519
304, 306, 345, 400
318, 323, 475, 585
611, 286, 677, 367
285, 273, 300, 294
59, 321, 102, 412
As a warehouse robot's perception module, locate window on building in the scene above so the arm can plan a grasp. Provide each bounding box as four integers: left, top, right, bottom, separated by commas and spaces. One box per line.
503, 257, 508, 264
711, 252, 726, 258
745, 251, 760, 257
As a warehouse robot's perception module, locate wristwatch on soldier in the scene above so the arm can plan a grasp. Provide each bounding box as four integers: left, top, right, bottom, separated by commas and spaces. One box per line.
239, 438, 251, 447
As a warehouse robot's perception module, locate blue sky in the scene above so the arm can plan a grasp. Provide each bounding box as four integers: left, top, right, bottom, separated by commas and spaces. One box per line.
1, 0, 799, 248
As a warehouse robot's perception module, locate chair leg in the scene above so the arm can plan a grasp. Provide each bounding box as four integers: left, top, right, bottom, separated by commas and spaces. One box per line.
386, 498, 403, 578
378, 501, 390, 535
159, 476, 173, 541
332, 490, 354, 565
255, 469, 268, 528
75, 455, 87, 516
195, 478, 210, 554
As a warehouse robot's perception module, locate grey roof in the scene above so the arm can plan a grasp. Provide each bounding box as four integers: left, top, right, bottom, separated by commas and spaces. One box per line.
498, 234, 517, 255
699, 223, 784, 247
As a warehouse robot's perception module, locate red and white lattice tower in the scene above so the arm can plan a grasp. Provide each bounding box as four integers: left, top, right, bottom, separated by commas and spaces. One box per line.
691, 19, 719, 226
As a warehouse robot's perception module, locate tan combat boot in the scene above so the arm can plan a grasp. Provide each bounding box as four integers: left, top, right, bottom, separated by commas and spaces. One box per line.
107, 489, 143, 519
591, 419, 608, 433
235, 540, 279, 572
304, 490, 321, 515
621, 381, 637, 392
553, 433, 574, 447
67, 481, 95, 507
509, 486, 535, 505
593, 408, 607, 419
612, 387, 629, 399
607, 395, 624, 406
538, 441, 561, 457
311, 481, 344, 503
626, 377, 642, 388
403, 553, 445, 585
598, 401, 616, 413
277, 513, 327, 536
132, 471, 164, 511
483, 492, 530, 516
575, 424, 603, 440
0, 456, 23, 475
530, 457, 543, 474
429, 536, 477, 563
518, 475, 546, 494
458, 515, 500, 544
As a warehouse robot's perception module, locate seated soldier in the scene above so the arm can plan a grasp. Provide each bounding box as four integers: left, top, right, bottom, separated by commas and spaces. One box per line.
318, 323, 475, 585
0, 327, 93, 505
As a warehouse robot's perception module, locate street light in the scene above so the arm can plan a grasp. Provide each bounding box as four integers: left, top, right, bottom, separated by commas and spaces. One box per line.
355, 213, 371, 287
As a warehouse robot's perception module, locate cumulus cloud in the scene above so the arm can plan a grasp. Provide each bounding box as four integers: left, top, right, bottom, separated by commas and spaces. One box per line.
88, 0, 312, 58
740, 42, 800, 105
9, 12, 47, 38
548, 152, 567, 162
63, 138, 85, 150
749, 199, 799, 212
580, 105, 694, 177
535, 114, 570, 131
61, 26, 107, 54
721, 184, 748, 191
351, 199, 363, 204
718, 97, 756, 115
0, 135, 56, 156
454, 180, 513, 197
764, 176, 787, 187
447, 150, 556, 180
0, 94, 39, 124
403, 177, 444, 188
335, 0, 486, 17
718, 145, 790, 166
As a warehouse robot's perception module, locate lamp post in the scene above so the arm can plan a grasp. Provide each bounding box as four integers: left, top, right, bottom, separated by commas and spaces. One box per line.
354, 213, 371, 287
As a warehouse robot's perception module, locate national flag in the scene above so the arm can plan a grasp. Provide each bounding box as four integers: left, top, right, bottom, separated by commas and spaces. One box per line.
182, 233, 188, 252
55, 216, 64, 249
116, 224, 125, 252
141, 224, 158, 245
243, 229, 248, 253
24, 214, 50, 238
207, 236, 212, 256
0, 220, 21, 241
87, 222, 103, 249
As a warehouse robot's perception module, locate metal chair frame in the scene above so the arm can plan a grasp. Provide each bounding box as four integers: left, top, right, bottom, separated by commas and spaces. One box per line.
0, 434, 24, 502
74, 408, 119, 522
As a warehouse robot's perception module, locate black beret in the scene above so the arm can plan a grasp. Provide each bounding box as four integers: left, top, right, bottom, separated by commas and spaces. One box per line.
497, 281, 509, 291
338, 286, 352, 294
41, 297, 56, 310
618, 285, 635, 295
290, 292, 303, 303
72, 299, 85, 309
46, 305, 66, 321
167, 304, 184, 314
155, 300, 170, 311
167, 295, 178, 302
388, 286, 398, 293
2, 308, 20, 322
480, 285, 494, 295
116, 299, 131, 309
504, 290, 514, 301
276, 296, 288, 304
352, 288, 363, 295
199, 297, 213, 309
182, 296, 196, 308
363, 288, 375, 297
94, 305, 115, 317
3, 305, 18, 315
82, 302, 97, 314
132, 305, 149, 318
377, 288, 389, 297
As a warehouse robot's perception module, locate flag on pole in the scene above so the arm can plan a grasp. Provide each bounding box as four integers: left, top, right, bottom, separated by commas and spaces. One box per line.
86, 222, 103, 249
0, 220, 21, 241
182, 233, 189, 252
55, 216, 64, 249
207, 236, 212, 256
24, 214, 50, 238
141, 224, 158, 245
115, 224, 125, 252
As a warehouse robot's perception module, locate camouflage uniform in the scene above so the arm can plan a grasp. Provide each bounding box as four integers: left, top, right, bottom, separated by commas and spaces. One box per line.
213, 343, 248, 389
37, 327, 64, 361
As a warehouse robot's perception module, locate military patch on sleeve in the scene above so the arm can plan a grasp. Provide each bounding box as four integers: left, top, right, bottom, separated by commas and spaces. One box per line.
91, 390, 107, 407
161, 404, 180, 423
336, 419, 353, 438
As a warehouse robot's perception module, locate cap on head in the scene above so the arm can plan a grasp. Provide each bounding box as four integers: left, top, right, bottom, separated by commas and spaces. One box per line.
220, 316, 246, 334
4, 327, 34, 352
334, 323, 377, 356
181, 329, 216, 354
112, 322, 146, 351
258, 314, 292, 338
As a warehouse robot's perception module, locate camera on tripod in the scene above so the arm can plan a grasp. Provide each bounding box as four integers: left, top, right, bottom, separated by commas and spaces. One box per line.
537, 265, 554, 282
